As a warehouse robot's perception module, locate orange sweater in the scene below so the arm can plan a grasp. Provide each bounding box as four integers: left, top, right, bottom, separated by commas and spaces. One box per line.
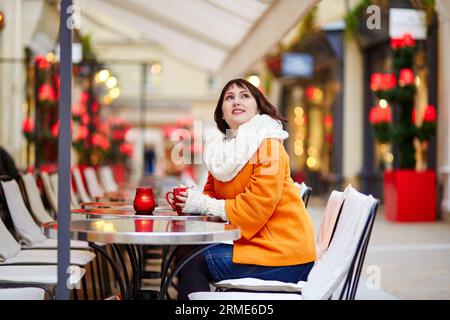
203, 138, 316, 266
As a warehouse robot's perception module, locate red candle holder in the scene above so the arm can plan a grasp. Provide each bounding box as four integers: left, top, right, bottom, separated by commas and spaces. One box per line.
133, 187, 156, 215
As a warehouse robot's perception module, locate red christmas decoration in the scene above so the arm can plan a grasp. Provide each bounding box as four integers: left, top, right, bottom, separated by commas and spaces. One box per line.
402, 33, 415, 47
119, 143, 133, 157
35, 55, 51, 70
38, 83, 57, 102
324, 114, 333, 129
370, 73, 383, 91
390, 33, 415, 50
22, 117, 34, 133
382, 74, 397, 90
51, 121, 59, 137
399, 68, 414, 86
91, 133, 110, 151
423, 105, 437, 122
79, 91, 90, 105
74, 125, 88, 141
369, 106, 392, 124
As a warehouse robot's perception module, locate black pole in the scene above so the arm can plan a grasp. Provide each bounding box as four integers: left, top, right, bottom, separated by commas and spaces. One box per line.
57, 0, 72, 300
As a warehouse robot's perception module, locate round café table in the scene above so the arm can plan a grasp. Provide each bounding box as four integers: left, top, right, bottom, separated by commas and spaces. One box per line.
71, 207, 224, 222
43, 216, 240, 300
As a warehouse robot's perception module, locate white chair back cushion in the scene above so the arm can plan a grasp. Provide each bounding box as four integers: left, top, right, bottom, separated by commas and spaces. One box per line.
53, 173, 79, 209
40, 172, 58, 214
0, 218, 21, 262
315, 191, 345, 260
0, 180, 47, 245
302, 186, 376, 300
21, 173, 54, 224
83, 167, 104, 198
99, 166, 118, 193
72, 167, 91, 203
70, 184, 80, 209
50, 173, 58, 196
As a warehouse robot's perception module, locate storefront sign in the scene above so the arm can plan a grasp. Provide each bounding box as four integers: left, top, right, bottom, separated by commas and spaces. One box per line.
389, 8, 426, 40
281, 53, 314, 78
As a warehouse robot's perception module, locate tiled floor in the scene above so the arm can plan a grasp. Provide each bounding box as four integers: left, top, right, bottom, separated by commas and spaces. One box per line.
308, 196, 450, 300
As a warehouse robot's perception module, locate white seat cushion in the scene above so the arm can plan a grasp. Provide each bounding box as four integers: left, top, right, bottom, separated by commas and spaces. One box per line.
0, 265, 86, 286
0, 180, 47, 245
0, 249, 96, 266
214, 278, 306, 293
0, 288, 46, 300
22, 238, 91, 249
188, 291, 303, 300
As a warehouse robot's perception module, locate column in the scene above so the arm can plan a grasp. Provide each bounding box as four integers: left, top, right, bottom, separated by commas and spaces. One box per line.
0, 0, 24, 165
436, 0, 450, 217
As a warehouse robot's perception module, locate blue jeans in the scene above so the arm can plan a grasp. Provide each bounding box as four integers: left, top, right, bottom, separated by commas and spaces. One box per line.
203, 244, 314, 283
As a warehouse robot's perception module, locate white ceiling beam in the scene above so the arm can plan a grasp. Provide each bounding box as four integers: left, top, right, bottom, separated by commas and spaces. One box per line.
103, 0, 232, 51
218, 0, 319, 82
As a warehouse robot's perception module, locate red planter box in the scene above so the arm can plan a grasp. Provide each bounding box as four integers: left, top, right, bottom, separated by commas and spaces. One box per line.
383, 170, 436, 222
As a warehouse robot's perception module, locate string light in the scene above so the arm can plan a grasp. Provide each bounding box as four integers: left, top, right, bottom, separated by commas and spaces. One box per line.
109, 87, 120, 99
151, 63, 162, 75
294, 106, 304, 117
106, 76, 117, 89
96, 69, 110, 83
306, 157, 317, 168
247, 75, 260, 87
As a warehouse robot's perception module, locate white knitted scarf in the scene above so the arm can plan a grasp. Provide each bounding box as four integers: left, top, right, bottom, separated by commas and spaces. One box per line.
203, 114, 289, 182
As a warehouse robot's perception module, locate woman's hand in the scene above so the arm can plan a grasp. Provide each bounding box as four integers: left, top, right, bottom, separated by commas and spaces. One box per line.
175, 191, 188, 210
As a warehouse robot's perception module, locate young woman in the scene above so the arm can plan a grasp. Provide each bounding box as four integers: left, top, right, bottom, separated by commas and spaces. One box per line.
175, 79, 316, 300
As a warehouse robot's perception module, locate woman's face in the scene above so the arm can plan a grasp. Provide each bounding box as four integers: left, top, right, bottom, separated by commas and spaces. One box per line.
222, 84, 258, 130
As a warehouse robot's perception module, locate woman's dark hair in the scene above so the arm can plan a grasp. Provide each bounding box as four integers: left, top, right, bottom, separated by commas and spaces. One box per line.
214, 78, 287, 134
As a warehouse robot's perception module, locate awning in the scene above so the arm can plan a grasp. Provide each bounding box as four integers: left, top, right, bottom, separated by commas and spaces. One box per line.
74, 0, 317, 78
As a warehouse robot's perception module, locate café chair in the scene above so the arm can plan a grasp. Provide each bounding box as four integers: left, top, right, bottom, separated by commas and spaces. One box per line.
0, 208, 88, 299
20, 173, 55, 224
0, 177, 98, 299
39, 171, 58, 215
72, 167, 92, 204
3, 175, 116, 299
83, 167, 105, 200
84, 167, 127, 202
295, 182, 312, 208
50, 173, 81, 209
99, 166, 119, 194
189, 186, 378, 300
202, 189, 344, 296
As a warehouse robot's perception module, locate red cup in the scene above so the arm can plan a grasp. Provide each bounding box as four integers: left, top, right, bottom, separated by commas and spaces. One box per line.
133, 187, 156, 214
166, 187, 188, 215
